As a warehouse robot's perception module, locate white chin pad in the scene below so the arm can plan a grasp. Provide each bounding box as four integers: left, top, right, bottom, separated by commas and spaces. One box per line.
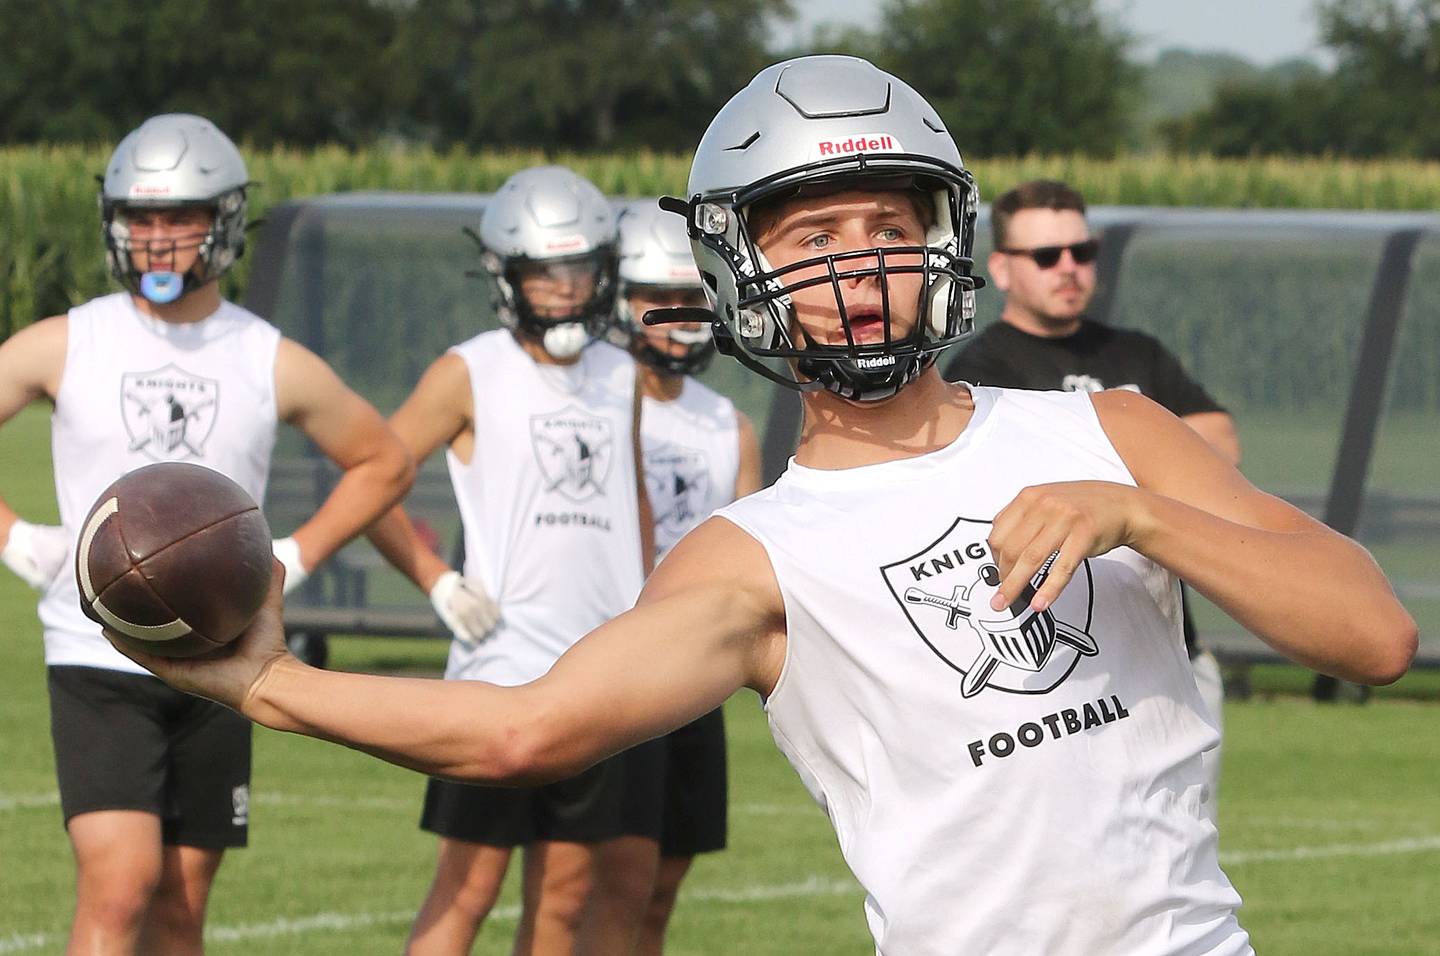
543, 323, 588, 359
670, 326, 712, 346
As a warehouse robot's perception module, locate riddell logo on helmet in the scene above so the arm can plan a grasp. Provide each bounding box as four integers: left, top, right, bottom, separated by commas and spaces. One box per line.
814, 134, 903, 159
545, 234, 588, 253
129, 183, 172, 197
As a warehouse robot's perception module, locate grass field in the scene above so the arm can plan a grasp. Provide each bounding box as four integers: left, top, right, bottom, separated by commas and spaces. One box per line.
3, 408, 1439, 953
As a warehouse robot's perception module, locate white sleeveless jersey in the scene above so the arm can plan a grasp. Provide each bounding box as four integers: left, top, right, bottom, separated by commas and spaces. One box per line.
716, 386, 1249, 956
640, 379, 739, 562
444, 332, 645, 685
40, 293, 280, 675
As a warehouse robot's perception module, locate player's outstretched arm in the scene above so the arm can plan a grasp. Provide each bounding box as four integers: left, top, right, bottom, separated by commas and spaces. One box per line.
368, 505, 451, 591
275, 339, 415, 570
108, 518, 785, 785
364, 352, 474, 589
361, 351, 501, 644
988, 391, 1416, 685
0, 317, 70, 587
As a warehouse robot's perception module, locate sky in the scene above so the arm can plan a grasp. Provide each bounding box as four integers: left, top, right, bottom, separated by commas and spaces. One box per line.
782, 0, 1327, 66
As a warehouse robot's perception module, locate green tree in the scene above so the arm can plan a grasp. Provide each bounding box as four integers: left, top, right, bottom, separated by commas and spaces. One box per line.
1316, 0, 1440, 156
1163, 0, 1440, 157
0, 0, 400, 146
1158, 77, 1340, 156
390, 0, 794, 151
867, 0, 1138, 156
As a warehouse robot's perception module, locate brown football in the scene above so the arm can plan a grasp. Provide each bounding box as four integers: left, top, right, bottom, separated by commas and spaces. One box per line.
75, 462, 272, 659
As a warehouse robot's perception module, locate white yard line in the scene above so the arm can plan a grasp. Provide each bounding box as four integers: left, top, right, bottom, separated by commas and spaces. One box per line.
254, 792, 416, 812
204, 909, 420, 942
732, 802, 817, 816
0, 878, 854, 952
0, 791, 416, 813
1221, 834, 1440, 865
5, 827, 1439, 952
690, 875, 857, 903
1232, 815, 1393, 832
0, 793, 58, 811
0, 791, 812, 816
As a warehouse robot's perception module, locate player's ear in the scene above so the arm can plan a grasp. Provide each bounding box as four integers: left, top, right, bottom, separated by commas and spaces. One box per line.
987, 250, 1011, 292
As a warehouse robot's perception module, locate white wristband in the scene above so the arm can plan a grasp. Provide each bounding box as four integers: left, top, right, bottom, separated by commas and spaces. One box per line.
429, 570, 500, 647
2, 519, 70, 591
271, 537, 309, 595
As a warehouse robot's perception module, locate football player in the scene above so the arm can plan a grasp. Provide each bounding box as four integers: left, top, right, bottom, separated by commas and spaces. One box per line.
0, 113, 412, 955
610, 200, 762, 953
363, 166, 662, 956
111, 61, 1414, 955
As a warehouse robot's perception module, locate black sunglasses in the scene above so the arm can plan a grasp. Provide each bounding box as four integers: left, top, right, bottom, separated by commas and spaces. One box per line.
999, 238, 1100, 269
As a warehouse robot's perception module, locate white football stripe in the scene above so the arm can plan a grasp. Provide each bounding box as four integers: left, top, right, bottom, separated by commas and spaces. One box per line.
76, 496, 192, 642
75, 497, 118, 601
88, 596, 193, 642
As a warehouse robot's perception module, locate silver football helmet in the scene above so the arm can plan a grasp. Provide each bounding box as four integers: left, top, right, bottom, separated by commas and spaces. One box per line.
613, 200, 714, 375
100, 114, 250, 304
662, 55, 983, 402
476, 166, 618, 359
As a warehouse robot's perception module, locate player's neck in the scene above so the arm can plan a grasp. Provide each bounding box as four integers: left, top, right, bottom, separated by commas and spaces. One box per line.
793, 367, 976, 471
1000, 306, 1081, 340
129, 282, 223, 325
514, 331, 582, 367
637, 363, 683, 402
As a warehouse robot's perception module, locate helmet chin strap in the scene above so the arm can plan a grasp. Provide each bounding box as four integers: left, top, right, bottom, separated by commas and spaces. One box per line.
542, 323, 589, 359
797, 351, 934, 404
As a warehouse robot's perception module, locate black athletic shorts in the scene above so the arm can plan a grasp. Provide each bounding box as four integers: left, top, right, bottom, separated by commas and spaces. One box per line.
421, 737, 666, 847
655, 707, 728, 857
47, 665, 252, 848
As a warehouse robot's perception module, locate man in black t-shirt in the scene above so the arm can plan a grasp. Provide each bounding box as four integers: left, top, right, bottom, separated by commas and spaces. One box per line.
947, 179, 1239, 825
952, 320, 1229, 425
950, 180, 1238, 460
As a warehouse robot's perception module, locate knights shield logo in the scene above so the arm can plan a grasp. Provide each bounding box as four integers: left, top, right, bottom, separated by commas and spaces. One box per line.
120, 364, 219, 461
531, 406, 615, 502
881, 517, 1100, 698
644, 442, 711, 549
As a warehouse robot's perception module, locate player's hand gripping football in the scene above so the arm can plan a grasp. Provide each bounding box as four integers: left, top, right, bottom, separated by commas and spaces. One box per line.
101, 559, 293, 713
987, 481, 1145, 614
429, 570, 500, 646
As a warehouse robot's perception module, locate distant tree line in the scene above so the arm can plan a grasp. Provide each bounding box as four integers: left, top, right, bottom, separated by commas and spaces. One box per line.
0, 0, 1435, 157
1162, 1, 1440, 157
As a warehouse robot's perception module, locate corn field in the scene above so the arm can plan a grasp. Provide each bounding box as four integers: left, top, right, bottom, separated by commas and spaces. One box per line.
6, 145, 1440, 335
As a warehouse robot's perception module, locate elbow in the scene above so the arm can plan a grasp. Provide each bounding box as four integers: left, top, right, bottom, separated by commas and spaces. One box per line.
361, 441, 415, 515
445, 721, 543, 786
483, 729, 547, 786
1355, 608, 1419, 686
458, 705, 585, 787
1373, 617, 1419, 686
385, 444, 417, 500
502, 737, 590, 788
